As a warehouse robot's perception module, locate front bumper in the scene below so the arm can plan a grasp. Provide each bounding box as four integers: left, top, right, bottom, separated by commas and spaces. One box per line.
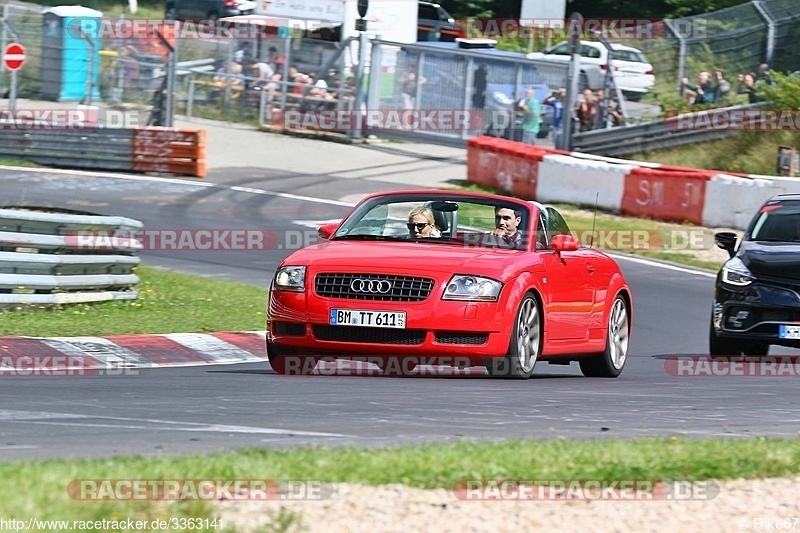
713, 279, 800, 348
268, 290, 513, 361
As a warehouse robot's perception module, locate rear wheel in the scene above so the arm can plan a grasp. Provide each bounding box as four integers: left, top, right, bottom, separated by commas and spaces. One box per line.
266, 340, 317, 375
486, 294, 541, 379
580, 295, 629, 377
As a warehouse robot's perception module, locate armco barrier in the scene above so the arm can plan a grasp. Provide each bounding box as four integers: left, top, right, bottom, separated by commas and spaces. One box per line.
0, 209, 143, 307
0, 125, 206, 177
467, 135, 800, 230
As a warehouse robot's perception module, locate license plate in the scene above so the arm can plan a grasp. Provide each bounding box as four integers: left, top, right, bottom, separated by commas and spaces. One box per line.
779, 325, 800, 339
329, 309, 406, 329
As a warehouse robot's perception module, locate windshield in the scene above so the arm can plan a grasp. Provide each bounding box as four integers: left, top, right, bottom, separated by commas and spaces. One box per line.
611, 50, 648, 63
748, 204, 800, 242
333, 196, 530, 250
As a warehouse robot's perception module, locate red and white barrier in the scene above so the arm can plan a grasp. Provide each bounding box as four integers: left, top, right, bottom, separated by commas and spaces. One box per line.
467, 136, 800, 230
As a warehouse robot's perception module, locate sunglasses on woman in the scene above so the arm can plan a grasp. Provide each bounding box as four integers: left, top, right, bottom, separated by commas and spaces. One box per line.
407, 222, 430, 232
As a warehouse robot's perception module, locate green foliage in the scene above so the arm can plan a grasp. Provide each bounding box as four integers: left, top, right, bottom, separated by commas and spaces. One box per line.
757, 71, 800, 111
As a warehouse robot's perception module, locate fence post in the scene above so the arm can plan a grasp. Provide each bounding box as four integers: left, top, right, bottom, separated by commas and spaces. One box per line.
187, 75, 195, 119
752, 1, 775, 67
0, 4, 8, 99
2, 13, 20, 111
461, 56, 474, 140
665, 19, 686, 96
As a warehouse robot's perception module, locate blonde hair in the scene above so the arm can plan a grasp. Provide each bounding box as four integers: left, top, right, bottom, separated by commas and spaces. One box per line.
408, 206, 436, 226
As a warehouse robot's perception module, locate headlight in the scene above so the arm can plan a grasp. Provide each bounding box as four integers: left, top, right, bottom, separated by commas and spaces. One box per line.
443, 275, 502, 301
274, 266, 306, 292
721, 257, 754, 287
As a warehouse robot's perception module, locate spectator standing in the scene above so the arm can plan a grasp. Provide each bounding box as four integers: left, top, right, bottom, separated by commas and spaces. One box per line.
543, 89, 564, 146
400, 65, 426, 110
757, 63, 773, 85
234, 42, 253, 64
519, 87, 540, 145
593, 88, 606, 129
575, 89, 596, 132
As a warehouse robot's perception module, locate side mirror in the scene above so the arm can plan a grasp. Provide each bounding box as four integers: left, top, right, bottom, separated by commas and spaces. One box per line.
714, 231, 737, 258
551, 234, 580, 253
318, 222, 339, 240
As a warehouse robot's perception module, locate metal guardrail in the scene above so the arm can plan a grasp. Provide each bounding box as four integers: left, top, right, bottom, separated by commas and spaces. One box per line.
0, 125, 207, 176
572, 103, 768, 156
0, 209, 143, 307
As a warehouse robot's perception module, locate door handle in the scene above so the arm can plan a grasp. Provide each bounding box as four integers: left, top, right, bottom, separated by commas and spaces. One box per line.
586, 264, 595, 273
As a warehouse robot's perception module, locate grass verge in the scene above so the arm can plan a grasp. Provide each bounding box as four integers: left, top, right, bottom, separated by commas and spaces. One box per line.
456, 183, 729, 271
0, 266, 269, 337
1, 437, 799, 529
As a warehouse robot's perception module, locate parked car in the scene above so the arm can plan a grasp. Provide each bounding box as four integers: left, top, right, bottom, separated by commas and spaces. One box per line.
710, 194, 800, 355
267, 189, 633, 379
417, 1, 464, 42
526, 40, 655, 101
165, 0, 256, 23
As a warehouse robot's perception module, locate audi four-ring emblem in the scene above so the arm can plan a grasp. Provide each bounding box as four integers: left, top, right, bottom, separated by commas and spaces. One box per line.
350, 279, 393, 293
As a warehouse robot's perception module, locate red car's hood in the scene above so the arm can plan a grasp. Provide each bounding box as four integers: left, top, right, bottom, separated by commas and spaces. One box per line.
282, 240, 531, 280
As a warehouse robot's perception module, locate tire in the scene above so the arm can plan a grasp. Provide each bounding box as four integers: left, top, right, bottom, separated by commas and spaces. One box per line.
709, 316, 769, 356
486, 293, 541, 379
266, 340, 317, 375
623, 91, 643, 102
580, 295, 629, 378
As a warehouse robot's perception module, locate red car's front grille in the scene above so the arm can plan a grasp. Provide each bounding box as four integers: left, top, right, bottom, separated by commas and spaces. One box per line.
312, 325, 426, 345
315, 273, 434, 301
434, 332, 488, 345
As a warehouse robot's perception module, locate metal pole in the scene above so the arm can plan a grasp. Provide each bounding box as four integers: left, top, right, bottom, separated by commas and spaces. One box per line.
279, 33, 290, 112
665, 19, 686, 96
2, 15, 21, 112
154, 26, 176, 127
187, 76, 195, 119
79, 30, 96, 106
560, 13, 582, 150
0, 4, 8, 99
365, 39, 382, 110
351, 29, 368, 139
258, 84, 266, 124
414, 51, 425, 111
461, 57, 474, 140
752, 1, 775, 67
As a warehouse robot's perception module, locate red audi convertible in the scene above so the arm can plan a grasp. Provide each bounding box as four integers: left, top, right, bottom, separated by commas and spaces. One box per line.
267, 190, 632, 379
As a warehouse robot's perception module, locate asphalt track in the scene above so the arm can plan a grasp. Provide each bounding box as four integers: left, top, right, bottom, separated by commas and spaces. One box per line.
1, 167, 799, 461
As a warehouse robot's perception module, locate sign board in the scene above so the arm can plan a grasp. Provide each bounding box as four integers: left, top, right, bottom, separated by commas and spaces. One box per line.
3, 43, 26, 71
520, 0, 567, 22
777, 146, 799, 177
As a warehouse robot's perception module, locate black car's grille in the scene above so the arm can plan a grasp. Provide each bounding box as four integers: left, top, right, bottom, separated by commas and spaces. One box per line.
313, 325, 426, 345
435, 332, 489, 345
315, 273, 434, 301
273, 322, 306, 336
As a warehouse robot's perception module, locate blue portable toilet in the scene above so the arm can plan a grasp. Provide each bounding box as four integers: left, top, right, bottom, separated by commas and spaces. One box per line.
41, 6, 102, 102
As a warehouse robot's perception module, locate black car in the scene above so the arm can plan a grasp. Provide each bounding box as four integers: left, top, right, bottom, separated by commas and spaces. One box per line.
417, 1, 463, 42
711, 194, 800, 355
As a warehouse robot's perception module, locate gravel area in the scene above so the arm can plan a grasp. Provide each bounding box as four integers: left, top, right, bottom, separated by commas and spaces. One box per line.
217, 476, 800, 532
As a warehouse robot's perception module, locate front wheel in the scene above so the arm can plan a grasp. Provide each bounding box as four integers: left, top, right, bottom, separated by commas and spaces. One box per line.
580, 295, 629, 377
709, 317, 769, 356
486, 293, 541, 379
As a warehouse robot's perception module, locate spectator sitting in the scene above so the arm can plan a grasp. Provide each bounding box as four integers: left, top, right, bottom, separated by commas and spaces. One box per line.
234, 41, 253, 65
244, 57, 274, 90
757, 63, 773, 86
681, 72, 716, 104
737, 72, 760, 104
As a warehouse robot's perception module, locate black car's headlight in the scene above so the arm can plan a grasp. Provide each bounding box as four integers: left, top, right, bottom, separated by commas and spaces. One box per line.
721, 257, 754, 287
274, 266, 306, 292
443, 275, 502, 301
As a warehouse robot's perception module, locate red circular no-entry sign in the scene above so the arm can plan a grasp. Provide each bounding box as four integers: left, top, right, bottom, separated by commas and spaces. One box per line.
3, 43, 26, 71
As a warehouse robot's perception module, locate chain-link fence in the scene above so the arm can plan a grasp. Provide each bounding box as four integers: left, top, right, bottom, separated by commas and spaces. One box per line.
618, 0, 800, 100
365, 40, 569, 146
